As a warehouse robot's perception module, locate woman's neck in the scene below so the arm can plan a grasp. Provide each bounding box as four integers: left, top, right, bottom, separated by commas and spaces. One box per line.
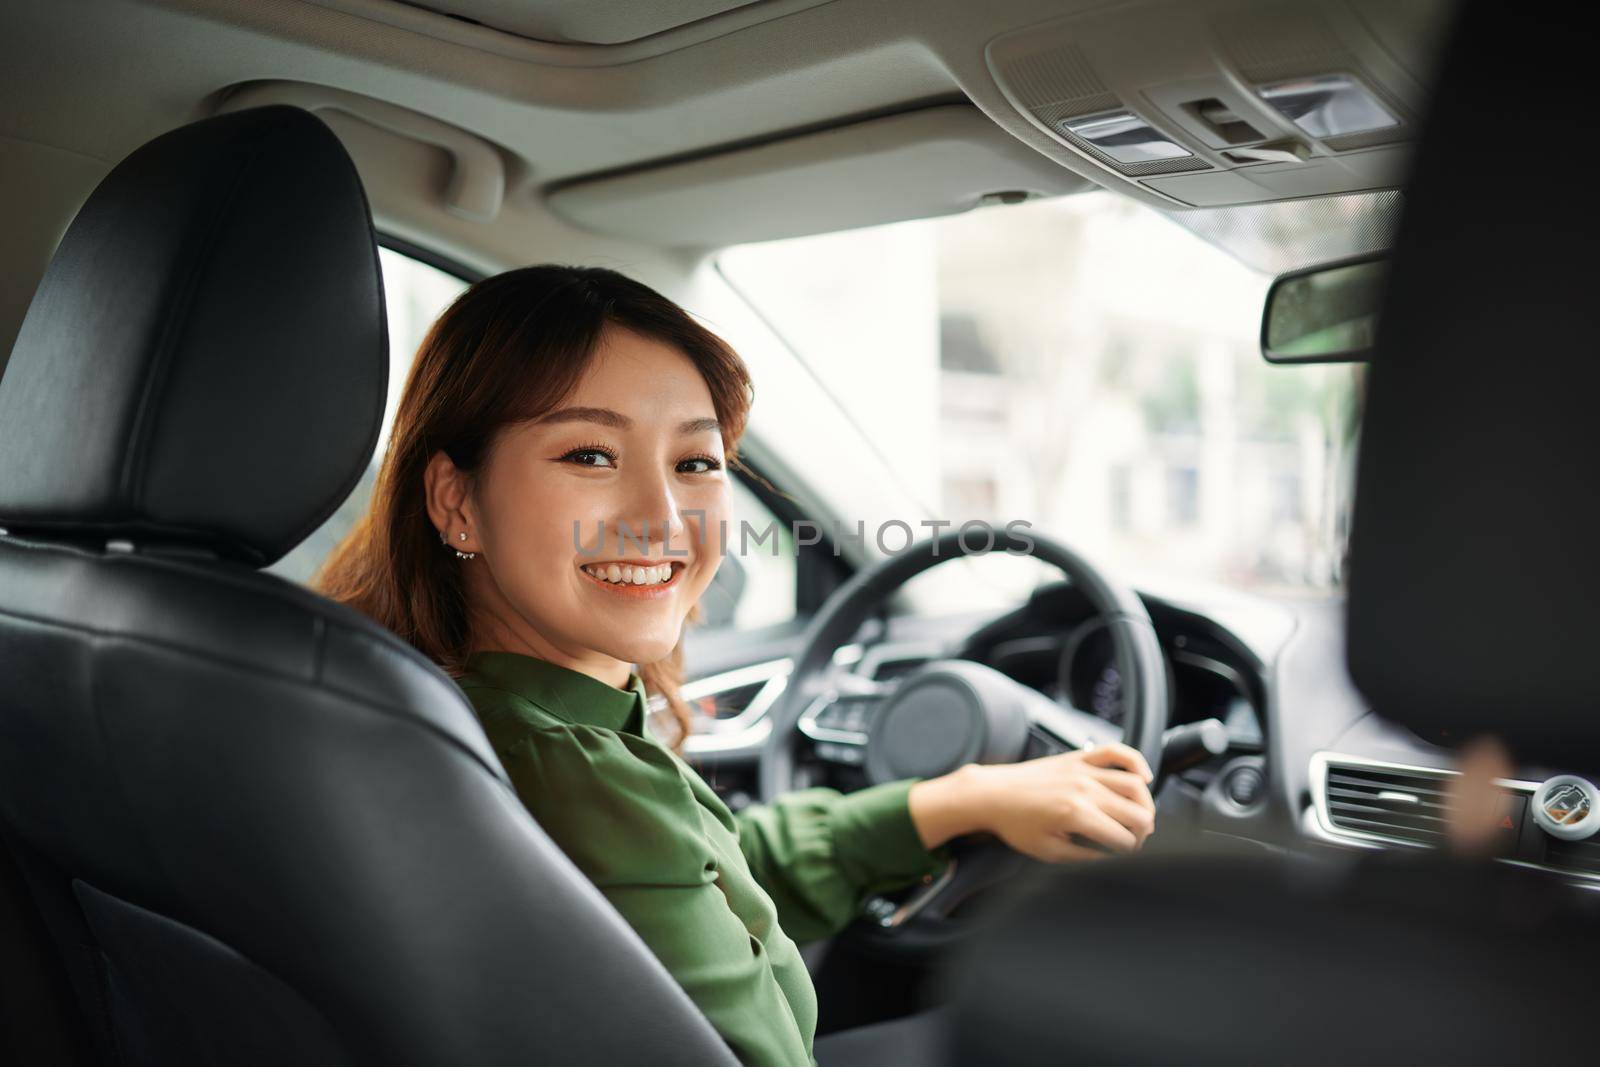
467, 603, 632, 690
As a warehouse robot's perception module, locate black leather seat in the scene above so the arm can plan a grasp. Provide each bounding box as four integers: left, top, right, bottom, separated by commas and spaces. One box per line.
0, 105, 738, 1066
947, 3, 1600, 1063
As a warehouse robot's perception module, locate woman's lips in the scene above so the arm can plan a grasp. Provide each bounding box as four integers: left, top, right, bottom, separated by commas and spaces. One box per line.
576, 561, 685, 601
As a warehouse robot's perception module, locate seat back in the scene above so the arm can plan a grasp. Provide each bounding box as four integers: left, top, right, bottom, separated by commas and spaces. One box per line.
1342, 1, 1600, 771
949, 2, 1600, 1062
0, 106, 737, 1067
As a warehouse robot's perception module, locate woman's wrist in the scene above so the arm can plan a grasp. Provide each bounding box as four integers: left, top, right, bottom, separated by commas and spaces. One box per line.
907, 764, 994, 850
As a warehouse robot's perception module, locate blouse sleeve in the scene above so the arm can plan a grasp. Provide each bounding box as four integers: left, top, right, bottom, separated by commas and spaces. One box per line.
488, 720, 818, 1067
732, 779, 952, 946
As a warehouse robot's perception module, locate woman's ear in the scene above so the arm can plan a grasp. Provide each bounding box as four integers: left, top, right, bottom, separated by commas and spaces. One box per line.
423, 450, 479, 551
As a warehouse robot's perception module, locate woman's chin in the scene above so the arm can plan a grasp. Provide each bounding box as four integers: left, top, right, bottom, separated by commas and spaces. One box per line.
590, 632, 681, 668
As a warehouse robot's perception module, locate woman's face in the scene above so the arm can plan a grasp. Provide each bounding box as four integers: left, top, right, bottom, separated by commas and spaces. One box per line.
456, 325, 729, 677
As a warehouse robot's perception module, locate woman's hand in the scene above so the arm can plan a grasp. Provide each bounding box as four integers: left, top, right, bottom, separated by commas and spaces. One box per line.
907, 744, 1157, 862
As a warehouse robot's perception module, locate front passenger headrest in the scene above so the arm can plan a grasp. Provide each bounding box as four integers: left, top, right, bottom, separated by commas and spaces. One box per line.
0, 105, 386, 567
1346, 3, 1600, 769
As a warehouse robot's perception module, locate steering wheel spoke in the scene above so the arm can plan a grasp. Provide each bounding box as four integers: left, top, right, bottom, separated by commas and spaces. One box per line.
797, 682, 894, 765
1027, 696, 1127, 753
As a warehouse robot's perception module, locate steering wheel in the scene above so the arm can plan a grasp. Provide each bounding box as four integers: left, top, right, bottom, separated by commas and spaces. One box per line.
757, 528, 1168, 953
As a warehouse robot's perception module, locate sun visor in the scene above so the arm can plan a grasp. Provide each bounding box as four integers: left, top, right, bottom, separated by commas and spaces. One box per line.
387, 0, 828, 46
544, 105, 1092, 249
1163, 189, 1402, 274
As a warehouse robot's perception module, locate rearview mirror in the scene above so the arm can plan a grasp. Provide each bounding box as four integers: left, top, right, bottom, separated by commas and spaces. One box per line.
1261, 254, 1385, 363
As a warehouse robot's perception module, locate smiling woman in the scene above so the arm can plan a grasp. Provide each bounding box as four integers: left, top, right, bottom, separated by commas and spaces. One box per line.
313, 263, 1155, 1066
313, 265, 950, 1065
424, 323, 739, 726
316, 264, 752, 744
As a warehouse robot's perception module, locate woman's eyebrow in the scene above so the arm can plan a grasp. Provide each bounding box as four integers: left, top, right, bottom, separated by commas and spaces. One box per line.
535, 406, 719, 435
535, 406, 628, 428
678, 416, 721, 435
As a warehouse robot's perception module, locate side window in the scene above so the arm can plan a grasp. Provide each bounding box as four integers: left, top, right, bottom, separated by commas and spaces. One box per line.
698, 476, 799, 631
699, 469, 860, 636
269, 247, 469, 585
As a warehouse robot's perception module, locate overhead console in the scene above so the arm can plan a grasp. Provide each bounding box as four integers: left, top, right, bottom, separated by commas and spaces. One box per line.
985, 1, 1447, 208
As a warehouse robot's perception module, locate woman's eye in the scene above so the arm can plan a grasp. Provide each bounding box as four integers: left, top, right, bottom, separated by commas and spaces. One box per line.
678, 455, 722, 474
561, 447, 618, 468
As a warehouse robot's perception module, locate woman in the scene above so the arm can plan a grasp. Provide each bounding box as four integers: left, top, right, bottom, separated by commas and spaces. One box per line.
318, 266, 1156, 1066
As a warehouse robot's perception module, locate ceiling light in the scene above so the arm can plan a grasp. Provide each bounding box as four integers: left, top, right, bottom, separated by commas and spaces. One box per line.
1059, 109, 1193, 165
1257, 74, 1398, 140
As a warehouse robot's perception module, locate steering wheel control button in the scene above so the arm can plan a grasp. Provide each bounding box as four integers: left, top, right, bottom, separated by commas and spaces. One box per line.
861, 896, 897, 926
1531, 775, 1600, 840
814, 742, 864, 766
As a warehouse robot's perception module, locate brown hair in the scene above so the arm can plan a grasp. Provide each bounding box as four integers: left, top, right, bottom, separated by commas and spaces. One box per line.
317, 265, 753, 751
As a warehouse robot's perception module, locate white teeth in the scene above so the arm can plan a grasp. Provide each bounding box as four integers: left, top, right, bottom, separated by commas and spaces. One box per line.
584, 563, 674, 586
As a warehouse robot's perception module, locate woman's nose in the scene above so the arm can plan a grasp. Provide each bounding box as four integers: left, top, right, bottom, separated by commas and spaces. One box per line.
617, 470, 689, 555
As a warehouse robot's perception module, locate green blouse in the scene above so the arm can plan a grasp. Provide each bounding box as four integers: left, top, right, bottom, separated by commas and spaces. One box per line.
455, 651, 949, 1067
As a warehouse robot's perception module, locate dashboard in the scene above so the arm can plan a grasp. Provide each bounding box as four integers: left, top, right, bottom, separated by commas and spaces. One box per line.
679, 581, 1600, 895
681, 578, 1278, 827
956, 580, 1265, 752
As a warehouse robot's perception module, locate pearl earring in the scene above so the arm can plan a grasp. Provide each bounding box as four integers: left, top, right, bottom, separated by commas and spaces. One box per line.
439, 528, 475, 559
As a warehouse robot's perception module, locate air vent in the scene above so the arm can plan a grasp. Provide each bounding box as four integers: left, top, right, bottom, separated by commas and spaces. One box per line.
688, 679, 767, 724
1315, 754, 1600, 886
1324, 763, 1450, 847
1545, 837, 1600, 877
677, 658, 791, 737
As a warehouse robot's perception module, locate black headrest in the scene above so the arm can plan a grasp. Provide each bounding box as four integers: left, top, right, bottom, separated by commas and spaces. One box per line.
1346, 3, 1600, 768
0, 105, 386, 567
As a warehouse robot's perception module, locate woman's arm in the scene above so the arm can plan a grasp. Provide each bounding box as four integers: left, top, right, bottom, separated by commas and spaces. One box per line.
733, 779, 950, 945
736, 742, 1158, 943
909, 743, 1156, 860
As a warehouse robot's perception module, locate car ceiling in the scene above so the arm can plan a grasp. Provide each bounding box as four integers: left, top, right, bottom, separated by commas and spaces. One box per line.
0, 0, 1454, 365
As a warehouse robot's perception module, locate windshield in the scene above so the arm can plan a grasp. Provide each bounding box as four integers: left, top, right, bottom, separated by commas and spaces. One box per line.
718, 191, 1361, 596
